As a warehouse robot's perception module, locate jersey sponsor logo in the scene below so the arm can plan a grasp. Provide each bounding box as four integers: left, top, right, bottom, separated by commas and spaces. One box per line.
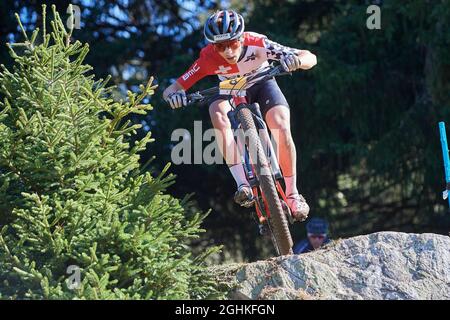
182, 63, 200, 81
213, 33, 231, 41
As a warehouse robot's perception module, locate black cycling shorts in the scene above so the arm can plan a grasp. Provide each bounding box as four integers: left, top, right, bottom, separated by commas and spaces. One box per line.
212, 77, 290, 119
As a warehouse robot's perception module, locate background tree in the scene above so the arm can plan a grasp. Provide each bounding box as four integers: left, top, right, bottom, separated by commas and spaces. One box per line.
0, 5, 221, 299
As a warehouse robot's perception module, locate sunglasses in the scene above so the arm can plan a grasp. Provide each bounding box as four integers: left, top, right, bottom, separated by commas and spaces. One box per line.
214, 38, 242, 52
308, 234, 325, 240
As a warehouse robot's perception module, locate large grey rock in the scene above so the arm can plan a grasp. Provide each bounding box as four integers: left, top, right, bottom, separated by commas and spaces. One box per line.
211, 232, 450, 300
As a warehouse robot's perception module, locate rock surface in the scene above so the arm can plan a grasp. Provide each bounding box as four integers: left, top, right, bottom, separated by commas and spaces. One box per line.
210, 232, 450, 300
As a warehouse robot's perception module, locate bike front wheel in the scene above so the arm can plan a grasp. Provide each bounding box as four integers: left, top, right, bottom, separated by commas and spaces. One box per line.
237, 106, 293, 256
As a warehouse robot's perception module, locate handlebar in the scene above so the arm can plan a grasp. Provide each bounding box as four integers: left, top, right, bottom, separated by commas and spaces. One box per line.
186, 63, 292, 105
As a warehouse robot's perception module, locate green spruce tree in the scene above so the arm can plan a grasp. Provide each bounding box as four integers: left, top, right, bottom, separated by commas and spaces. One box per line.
0, 5, 221, 299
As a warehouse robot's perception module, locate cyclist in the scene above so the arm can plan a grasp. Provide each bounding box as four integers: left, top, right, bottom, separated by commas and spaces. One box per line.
163, 9, 317, 222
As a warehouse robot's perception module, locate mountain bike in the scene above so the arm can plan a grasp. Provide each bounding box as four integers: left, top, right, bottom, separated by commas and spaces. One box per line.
186, 63, 297, 256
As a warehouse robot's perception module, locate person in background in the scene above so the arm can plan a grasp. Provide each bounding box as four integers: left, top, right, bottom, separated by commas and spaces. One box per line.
293, 217, 331, 254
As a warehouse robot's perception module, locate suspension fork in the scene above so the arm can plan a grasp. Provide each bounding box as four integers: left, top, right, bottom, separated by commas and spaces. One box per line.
228, 104, 256, 187
228, 103, 285, 219
249, 103, 283, 181
247, 105, 291, 216
229, 103, 283, 180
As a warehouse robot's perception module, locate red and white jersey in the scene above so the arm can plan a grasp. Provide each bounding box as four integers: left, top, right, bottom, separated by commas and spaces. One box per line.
177, 32, 301, 90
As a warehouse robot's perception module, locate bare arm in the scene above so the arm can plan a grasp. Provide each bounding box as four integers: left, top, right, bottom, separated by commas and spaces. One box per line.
297, 50, 317, 70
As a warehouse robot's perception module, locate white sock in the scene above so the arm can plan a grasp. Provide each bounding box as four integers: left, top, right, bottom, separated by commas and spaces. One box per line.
284, 175, 299, 196
229, 164, 249, 189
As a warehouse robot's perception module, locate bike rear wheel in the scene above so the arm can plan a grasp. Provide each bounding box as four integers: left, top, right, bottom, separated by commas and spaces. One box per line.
237, 107, 293, 256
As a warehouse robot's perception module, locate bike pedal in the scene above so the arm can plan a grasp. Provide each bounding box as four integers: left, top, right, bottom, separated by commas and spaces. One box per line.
241, 195, 255, 208
234, 189, 255, 208
240, 200, 253, 208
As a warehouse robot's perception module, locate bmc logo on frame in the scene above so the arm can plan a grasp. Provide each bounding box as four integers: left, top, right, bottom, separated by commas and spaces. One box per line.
182, 63, 200, 81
